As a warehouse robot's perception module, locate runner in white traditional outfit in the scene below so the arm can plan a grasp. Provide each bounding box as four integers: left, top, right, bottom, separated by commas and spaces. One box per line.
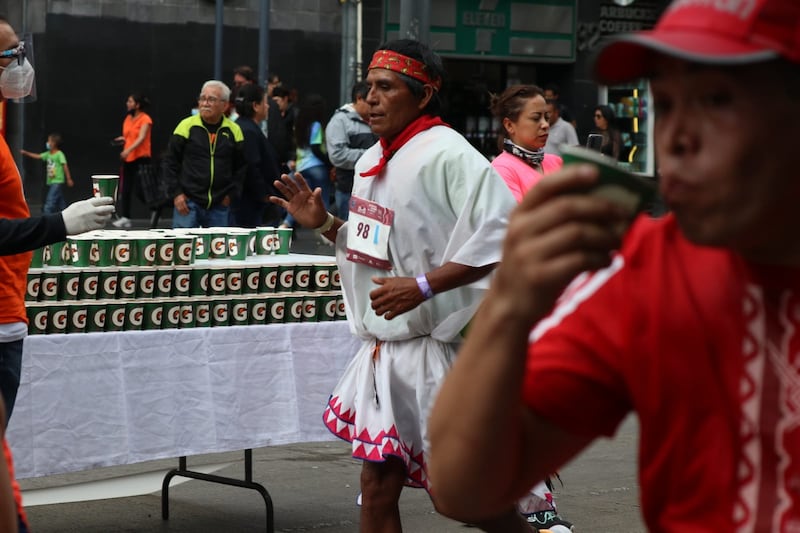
271, 39, 523, 532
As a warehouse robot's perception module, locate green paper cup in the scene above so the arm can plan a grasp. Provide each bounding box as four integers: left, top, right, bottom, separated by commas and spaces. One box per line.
173, 236, 195, 266
67, 304, 88, 334
336, 294, 347, 321
194, 299, 211, 328
284, 295, 304, 323
92, 174, 119, 202
229, 299, 249, 326
161, 300, 182, 329
266, 295, 285, 324
105, 301, 127, 331
27, 304, 48, 335
113, 237, 135, 266
68, 236, 93, 267
211, 300, 229, 327
274, 227, 293, 255
59, 268, 82, 301
79, 269, 100, 300
47, 304, 68, 334
47, 241, 71, 267
38, 269, 60, 301
136, 236, 158, 267
255, 226, 276, 256
227, 231, 250, 260
242, 266, 260, 296
294, 263, 313, 292
191, 231, 211, 260
179, 301, 195, 328
30, 246, 46, 268
277, 264, 295, 292
154, 268, 173, 298
331, 268, 342, 289
142, 300, 163, 330
302, 294, 318, 322
25, 269, 41, 302
209, 230, 228, 259
154, 236, 175, 266
137, 270, 156, 299
225, 266, 243, 295
124, 302, 145, 331
93, 236, 115, 267
98, 269, 119, 300
208, 267, 228, 296
260, 265, 278, 294
190, 267, 210, 296
249, 297, 267, 325
85, 302, 107, 333
172, 267, 191, 297
313, 263, 335, 291
117, 267, 139, 300
317, 293, 338, 322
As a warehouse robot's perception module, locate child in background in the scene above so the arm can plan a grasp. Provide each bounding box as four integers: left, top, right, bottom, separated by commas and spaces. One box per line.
21, 133, 74, 214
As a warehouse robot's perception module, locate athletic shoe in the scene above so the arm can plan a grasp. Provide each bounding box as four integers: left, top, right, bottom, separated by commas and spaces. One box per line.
523, 510, 574, 532
112, 216, 132, 229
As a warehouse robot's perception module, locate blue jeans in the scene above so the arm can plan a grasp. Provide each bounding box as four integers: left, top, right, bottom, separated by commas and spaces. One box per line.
0, 339, 23, 423
283, 165, 331, 227
43, 183, 66, 215
172, 198, 230, 228
335, 190, 350, 221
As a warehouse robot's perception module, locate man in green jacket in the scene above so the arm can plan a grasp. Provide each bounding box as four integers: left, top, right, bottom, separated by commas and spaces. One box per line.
162, 80, 246, 228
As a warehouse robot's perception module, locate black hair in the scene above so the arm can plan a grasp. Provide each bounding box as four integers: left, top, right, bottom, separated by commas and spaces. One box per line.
48, 132, 62, 147
234, 83, 265, 119
544, 82, 560, 96
294, 94, 327, 149
373, 39, 446, 116
129, 91, 151, 111
271, 86, 290, 99
351, 80, 370, 103
594, 104, 617, 127
233, 65, 256, 83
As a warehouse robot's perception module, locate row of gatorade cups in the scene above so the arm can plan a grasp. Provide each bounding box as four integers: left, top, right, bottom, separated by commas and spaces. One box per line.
26, 261, 340, 303
31, 226, 295, 269
27, 292, 347, 335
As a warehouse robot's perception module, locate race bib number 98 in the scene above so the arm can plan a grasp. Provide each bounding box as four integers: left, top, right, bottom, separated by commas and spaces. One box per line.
346, 196, 394, 270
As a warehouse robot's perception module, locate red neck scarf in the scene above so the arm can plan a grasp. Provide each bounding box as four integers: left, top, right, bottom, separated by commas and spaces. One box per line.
360, 114, 448, 178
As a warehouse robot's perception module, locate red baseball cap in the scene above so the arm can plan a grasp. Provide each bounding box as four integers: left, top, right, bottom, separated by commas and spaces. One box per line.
593, 0, 800, 85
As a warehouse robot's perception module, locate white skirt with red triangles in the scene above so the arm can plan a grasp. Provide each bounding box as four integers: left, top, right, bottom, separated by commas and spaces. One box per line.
323, 335, 456, 492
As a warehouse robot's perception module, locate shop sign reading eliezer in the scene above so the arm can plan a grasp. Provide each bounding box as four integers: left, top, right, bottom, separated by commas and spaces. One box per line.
384, 0, 576, 62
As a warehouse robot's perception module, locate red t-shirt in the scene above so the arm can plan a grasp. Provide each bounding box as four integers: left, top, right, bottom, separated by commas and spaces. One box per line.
524, 213, 800, 532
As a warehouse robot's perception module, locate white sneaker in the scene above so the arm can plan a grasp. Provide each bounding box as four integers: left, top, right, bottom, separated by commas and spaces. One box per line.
112, 216, 132, 229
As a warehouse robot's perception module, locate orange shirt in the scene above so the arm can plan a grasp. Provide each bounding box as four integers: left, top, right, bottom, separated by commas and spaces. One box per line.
122, 111, 153, 162
0, 136, 32, 325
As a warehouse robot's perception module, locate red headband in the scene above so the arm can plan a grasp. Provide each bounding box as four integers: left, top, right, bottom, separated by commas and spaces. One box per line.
368, 50, 442, 90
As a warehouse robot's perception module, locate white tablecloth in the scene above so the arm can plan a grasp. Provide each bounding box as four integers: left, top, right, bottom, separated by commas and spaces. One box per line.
7, 322, 360, 479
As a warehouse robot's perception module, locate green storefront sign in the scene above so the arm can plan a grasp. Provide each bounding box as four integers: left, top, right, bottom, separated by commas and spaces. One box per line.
385, 0, 576, 62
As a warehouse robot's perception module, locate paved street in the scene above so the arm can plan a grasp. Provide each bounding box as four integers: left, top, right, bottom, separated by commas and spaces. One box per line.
20, 416, 644, 532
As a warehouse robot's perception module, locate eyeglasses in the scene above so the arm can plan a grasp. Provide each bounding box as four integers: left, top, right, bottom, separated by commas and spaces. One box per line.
198, 95, 222, 104
0, 42, 25, 68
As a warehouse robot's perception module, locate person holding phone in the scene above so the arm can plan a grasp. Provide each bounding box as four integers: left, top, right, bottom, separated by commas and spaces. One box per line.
490, 85, 563, 202
429, 0, 800, 531
592, 104, 622, 160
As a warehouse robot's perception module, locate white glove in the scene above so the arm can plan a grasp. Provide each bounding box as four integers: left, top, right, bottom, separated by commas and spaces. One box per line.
62, 196, 116, 235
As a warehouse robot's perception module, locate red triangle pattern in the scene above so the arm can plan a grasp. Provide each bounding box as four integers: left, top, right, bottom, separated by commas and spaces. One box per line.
321, 395, 432, 492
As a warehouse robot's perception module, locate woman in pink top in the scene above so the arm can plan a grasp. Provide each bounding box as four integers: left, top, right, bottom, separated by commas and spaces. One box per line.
488, 84, 574, 533
490, 85, 562, 202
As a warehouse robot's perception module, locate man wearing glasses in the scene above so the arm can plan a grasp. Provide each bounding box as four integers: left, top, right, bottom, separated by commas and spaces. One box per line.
162, 80, 246, 228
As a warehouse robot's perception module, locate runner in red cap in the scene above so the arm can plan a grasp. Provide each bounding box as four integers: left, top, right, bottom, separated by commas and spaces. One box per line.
430, 0, 800, 531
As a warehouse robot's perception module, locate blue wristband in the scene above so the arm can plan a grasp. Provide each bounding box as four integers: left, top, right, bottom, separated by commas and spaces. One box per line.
416, 274, 434, 300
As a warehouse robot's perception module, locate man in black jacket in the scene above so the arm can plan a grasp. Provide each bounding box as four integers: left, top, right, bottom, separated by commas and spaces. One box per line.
162, 80, 247, 228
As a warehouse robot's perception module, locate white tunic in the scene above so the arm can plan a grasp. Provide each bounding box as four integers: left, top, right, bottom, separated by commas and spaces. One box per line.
323, 125, 516, 491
